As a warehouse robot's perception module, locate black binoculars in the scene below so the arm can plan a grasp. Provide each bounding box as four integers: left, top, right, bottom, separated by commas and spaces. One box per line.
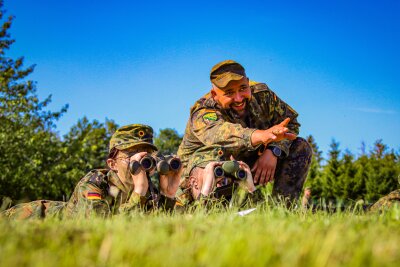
129, 153, 181, 175
213, 160, 247, 181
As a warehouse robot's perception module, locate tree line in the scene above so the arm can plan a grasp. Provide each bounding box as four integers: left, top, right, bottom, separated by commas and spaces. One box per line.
305, 136, 399, 204
0, 2, 398, 204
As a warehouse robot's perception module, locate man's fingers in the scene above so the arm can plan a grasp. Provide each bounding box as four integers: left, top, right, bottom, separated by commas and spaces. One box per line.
284, 132, 297, 140
272, 127, 288, 135
254, 168, 262, 184
131, 151, 148, 161
269, 168, 276, 182
251, 161, 258, 173
239, 161, 250, 172
265, 169, 272, 184
278, 117, 291, 127
259, 170, 268, 185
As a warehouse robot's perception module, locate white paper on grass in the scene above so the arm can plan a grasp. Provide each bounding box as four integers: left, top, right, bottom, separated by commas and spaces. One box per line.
237, 208, 257, 216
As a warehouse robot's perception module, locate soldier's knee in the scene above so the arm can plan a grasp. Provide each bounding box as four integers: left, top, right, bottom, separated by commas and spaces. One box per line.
291, 137, 312, 162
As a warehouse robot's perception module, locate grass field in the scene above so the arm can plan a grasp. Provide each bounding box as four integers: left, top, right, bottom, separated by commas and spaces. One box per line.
0, 204, 399, 267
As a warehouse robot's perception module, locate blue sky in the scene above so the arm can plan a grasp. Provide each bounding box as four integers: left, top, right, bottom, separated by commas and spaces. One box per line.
5, 0, 400, 157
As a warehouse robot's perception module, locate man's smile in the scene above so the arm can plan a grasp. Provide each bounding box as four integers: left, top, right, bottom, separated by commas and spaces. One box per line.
231, 101, 246, 111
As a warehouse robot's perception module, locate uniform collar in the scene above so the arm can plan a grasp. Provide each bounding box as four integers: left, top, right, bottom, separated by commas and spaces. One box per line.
203, 92, 217, 108
107, 170, 131, 195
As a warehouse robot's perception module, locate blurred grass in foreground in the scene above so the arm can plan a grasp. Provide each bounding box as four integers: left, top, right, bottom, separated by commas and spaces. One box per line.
0, 205, 399, 267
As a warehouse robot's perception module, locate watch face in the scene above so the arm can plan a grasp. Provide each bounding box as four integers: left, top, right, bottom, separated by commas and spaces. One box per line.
273, 147, 282, 157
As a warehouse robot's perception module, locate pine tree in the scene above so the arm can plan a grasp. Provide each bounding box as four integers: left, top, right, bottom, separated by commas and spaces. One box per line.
304, 135, 323, 198
352, 154, 369, 200
364, 140, 399, 202
320, 139, 341, 200
336, 150, 357, 200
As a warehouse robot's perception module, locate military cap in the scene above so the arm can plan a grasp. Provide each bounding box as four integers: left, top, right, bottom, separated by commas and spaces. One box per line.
187, 146, 226, 174
109, 124, 157, 152
210, 60, 247, 88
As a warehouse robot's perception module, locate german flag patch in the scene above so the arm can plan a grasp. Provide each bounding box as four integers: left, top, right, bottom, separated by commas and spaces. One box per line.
87, 192, 102, 200
203, 112, 218, 122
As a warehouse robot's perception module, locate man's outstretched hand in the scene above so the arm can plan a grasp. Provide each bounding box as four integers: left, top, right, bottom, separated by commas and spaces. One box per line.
251, 118, 297, 146
268, 118, 297, 142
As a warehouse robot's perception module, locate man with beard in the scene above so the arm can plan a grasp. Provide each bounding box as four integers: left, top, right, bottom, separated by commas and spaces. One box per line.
177, 60, 312, 205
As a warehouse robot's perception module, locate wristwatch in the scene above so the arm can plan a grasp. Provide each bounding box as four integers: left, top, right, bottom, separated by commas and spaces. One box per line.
267, 146, 282, 158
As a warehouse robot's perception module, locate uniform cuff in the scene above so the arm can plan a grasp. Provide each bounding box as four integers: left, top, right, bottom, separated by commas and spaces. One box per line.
244, 128, 261, 151
267, 141, 291, 158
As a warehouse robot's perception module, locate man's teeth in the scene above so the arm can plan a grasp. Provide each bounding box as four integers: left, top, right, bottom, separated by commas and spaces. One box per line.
233, 102, 244, 107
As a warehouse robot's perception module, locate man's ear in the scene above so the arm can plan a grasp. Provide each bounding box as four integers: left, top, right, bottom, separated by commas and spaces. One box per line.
189, 176, 198, 190
211, 88, 216, 98
107, 158, 117, 171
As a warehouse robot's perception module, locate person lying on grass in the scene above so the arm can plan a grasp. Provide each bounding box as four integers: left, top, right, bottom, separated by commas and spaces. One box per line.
176, 147, 265, 209
2, 124, 181, 220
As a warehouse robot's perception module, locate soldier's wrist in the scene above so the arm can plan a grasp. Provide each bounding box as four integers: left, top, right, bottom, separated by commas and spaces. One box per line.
247, 184, 256, 193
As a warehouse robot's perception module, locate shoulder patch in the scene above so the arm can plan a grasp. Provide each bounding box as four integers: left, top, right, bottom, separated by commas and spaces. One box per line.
86, 192, 102, 200
203, 112, 218, 121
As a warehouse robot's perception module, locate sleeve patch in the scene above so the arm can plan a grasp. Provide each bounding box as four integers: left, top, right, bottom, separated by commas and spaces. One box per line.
87, 192, 102, 200
203, 112, 218, 121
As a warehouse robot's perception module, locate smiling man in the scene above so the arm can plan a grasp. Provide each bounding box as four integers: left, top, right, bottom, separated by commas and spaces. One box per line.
177, 60, 312, 204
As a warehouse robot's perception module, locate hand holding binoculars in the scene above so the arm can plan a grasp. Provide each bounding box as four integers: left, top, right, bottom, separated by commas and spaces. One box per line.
213, 160, 247, 181
129, 153, 181, 175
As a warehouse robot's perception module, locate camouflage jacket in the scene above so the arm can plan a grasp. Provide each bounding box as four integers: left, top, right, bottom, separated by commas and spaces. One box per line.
177, 81, 300, 176
64, 169, 175, 218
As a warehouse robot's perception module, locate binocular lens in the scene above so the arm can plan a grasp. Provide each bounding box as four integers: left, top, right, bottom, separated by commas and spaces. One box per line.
236, 169, 247, 180
214, 166, 224, 177
141, 157, 153, 170
169, 159, 181, 170
129, 161, 141, 174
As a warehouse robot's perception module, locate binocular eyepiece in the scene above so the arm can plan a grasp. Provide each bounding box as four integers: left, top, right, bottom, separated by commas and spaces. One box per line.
213, 160, 247, 180
129, 154, 181, 175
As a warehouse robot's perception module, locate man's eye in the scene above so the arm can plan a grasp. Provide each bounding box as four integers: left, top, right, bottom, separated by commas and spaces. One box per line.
225, 92, 233, 96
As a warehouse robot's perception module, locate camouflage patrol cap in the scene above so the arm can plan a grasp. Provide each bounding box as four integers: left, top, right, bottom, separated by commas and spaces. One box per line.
210, 60, 247, 88
109, 124, 157, 152
187, 146, 227, 174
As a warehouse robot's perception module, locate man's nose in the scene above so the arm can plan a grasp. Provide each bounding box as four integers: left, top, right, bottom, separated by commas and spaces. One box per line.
233, 92, 243, 102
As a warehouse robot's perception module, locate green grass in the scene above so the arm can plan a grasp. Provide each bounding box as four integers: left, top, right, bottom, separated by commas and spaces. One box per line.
0, 205, 399, 267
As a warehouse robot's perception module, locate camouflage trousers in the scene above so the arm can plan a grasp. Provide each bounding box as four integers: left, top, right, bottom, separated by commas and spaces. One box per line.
271, 137, 312, 201
368, 189, 400, 212
1, 200, 66, 220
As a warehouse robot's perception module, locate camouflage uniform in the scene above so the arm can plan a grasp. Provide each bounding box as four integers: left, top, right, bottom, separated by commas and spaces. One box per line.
175, 146, 267, 208
368, 189, 400, 212
1, 200, 65, 220
1, 124, 175, 220
177, 61, 312, 202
